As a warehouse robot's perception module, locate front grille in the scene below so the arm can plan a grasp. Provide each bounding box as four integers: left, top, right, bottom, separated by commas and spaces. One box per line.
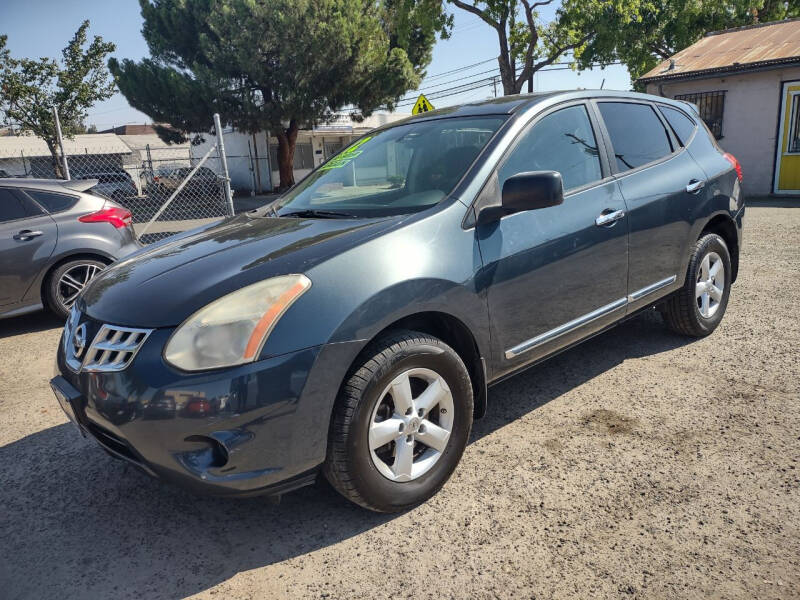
82, 324, 152, 372
63, 307, 153, 373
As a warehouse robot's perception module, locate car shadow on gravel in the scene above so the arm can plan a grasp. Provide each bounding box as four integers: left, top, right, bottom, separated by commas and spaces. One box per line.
0, 310, 694, 599
0, 310, 63, 339
471, 309, 692, 441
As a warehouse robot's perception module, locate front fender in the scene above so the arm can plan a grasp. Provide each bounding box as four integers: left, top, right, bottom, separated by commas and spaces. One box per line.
259, 201, 488, 360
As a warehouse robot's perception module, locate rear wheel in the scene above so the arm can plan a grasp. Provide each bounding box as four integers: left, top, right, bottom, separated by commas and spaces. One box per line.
324, 330, 474, 512
45, 259, 106, 320
662, 233, 731, 337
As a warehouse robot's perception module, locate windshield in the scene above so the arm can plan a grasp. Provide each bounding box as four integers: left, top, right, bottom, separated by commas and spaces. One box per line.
274, 116, 505, 218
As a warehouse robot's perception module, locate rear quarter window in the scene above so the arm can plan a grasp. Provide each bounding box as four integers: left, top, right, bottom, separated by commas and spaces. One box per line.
659, 105, 697, 146
598, 102, 673, 172
26, 189, 79, 214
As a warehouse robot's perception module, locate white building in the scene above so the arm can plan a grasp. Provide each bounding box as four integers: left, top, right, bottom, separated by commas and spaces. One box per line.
639, 19, 800, 196
0, 133, 132, 179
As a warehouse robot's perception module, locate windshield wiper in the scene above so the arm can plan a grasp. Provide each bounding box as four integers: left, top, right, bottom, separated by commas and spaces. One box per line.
279, 209, 357, 219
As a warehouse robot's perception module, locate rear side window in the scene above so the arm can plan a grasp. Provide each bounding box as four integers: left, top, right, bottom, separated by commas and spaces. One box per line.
26, 189, 79, 214
0, 188, 44, 222
598, 102, 673, 172
499, 104, 603, 192
659, 106, 697, 146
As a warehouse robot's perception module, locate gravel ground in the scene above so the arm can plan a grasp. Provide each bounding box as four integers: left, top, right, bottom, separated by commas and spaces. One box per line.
1, 202, 798, 599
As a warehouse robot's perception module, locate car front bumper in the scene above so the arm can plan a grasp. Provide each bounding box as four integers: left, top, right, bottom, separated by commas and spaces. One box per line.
52, 319, 362, 497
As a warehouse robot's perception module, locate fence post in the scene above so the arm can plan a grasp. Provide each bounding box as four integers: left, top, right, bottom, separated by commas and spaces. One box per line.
52, 106, 70, 180
213, 113, 234, 216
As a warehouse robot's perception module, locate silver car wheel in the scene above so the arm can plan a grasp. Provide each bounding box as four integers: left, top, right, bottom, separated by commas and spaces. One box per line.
695, 251, 725, 319
368, 367, 455, 482
57, 263, 102, 310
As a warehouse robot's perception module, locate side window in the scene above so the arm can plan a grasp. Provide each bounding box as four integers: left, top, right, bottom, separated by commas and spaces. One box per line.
598, 102, 673, 172
0, 188, 34, 222
26, 190, 79, 214
659, 106, 697, 146
498, 104, 603, 192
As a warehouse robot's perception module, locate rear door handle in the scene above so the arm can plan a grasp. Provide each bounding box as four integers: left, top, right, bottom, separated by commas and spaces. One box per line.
686, 179, 705, 194
595, 209, 626, 227
13, 229, 43, 241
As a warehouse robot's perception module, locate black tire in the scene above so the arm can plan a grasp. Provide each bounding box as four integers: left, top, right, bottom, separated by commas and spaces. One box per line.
662, 233, 732, 337
45, 258, 106, 320
324, 330, 474, 513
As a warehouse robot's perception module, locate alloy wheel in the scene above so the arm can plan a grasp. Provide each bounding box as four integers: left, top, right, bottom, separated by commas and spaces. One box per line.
57, 263, 102, 311
368, 367, 455, 482
695, 251, 725, 318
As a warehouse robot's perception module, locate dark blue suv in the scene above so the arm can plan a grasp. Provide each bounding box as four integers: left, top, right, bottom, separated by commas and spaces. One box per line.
52, 91, 744, 512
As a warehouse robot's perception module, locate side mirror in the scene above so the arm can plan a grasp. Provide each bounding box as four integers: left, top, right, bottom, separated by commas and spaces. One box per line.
477, 171, 564, 225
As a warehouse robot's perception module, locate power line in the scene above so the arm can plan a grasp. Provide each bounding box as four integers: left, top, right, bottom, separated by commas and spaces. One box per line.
398, 67, 501, 102
392, 60, 623, 109
423, 57, 496, 81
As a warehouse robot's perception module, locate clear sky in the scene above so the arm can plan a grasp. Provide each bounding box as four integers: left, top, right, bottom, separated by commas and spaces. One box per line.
1, 0, 633, 129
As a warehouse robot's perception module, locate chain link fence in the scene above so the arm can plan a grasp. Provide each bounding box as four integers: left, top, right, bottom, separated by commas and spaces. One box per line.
6, 113, 235, 245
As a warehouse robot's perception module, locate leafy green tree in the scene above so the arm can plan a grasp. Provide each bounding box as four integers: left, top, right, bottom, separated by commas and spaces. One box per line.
0, 21, 116, 177
111, 0, 450, 189
575, 0, 800, 82
448, 0, 637, 95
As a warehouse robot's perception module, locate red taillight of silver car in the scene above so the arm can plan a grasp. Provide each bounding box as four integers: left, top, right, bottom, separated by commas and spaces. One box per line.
78, 204, 133, 229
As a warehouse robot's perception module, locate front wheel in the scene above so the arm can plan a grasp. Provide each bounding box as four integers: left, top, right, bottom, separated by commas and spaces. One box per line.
324, 330, 474, 512
662, 233, 732, 337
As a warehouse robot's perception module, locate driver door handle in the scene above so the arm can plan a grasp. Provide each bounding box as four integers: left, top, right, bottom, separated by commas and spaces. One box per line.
595, 209, 626, 227
686, 179, 705, 194
13, 229, 43, 241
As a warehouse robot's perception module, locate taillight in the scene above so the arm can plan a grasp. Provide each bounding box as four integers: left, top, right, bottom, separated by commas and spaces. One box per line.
79, 205, 132, 229
723, 152, 743, 182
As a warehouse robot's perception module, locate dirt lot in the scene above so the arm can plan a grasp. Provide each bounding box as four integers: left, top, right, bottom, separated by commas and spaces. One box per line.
1, 202, 798, 599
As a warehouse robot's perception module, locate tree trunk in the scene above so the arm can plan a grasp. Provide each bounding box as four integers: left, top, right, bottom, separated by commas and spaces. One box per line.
45, 139, 64, 179
275, 119, 299, 190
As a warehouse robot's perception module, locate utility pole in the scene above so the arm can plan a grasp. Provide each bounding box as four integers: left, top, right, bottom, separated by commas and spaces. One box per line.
492, 76, 498, 98
52, 106, 70, 180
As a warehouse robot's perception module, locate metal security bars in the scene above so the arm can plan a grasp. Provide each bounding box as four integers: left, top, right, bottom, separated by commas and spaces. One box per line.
674, 91, 726, 139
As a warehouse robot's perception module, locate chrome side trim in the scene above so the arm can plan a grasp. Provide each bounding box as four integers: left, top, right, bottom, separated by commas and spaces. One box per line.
628, 275, 676, 302
504, 297, 627, 359
504, 274, 678, 360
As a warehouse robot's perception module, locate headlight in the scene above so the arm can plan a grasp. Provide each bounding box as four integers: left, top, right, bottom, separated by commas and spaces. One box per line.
164, 274, 311, 371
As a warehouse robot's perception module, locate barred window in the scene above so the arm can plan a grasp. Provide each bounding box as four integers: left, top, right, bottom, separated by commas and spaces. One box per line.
674, 91, 726, 139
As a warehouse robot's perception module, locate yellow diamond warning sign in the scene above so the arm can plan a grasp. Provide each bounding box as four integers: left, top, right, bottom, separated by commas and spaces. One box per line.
412, 94, 434, 115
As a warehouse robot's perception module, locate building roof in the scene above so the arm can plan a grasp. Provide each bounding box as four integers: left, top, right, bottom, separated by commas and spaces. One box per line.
117, 134, 191, 151
100, 124, 157, 135
639, 18, 800, 83
0, 133, 132, 159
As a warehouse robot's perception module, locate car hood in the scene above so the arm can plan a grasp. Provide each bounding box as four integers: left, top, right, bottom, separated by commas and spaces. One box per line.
79, 214, 398, 328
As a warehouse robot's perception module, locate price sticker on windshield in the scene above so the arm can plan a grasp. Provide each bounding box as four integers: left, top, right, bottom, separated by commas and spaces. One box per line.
319, 136, 373, 170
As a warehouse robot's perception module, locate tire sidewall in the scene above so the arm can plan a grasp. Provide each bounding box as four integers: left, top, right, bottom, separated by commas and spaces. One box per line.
347, 342, 473, 511
689, 234, 732, 334
46, 259, 105, 320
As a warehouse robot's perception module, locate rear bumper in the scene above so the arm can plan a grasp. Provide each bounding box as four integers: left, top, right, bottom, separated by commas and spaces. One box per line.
53, 325, 361, 497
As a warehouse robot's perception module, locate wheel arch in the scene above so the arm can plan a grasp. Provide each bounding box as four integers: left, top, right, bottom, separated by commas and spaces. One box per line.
700, 214, 739, 282
338, 311, 489, 420
38, 251, 114, 305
